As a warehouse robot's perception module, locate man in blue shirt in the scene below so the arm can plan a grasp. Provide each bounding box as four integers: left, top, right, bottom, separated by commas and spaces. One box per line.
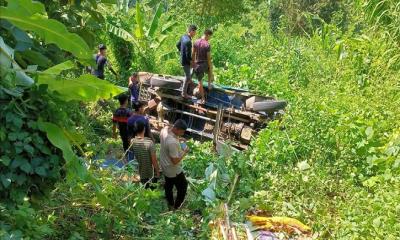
92, 44, 118, 79
176, 25, 197, 98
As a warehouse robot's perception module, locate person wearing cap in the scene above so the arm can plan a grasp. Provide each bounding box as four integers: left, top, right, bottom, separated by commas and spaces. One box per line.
176, 24, 197, 99
160, 119, 190, 210
192, 29, 214, 104
92, 44, 118, 80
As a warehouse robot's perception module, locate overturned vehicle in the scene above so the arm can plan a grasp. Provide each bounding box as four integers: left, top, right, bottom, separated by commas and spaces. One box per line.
137, 72, 287, 150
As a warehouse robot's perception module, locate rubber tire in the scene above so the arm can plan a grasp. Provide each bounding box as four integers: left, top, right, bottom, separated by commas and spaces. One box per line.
150, 76, 182, 89
253, 100, 287, 112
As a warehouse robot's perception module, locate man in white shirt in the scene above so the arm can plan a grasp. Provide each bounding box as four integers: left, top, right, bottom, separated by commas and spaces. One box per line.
160, 119, 190, 210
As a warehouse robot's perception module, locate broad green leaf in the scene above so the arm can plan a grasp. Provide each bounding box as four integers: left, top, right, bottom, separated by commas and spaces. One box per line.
0, 156, 11, 166
6, 0, 47, 16
16, 49, 51, 68
202, 187, 216, 202
37, 121, 87, 181
20, 161, 32, 173
35, 166, 47, 176
0, 8, 92, 60
15, 174, 27, 185
147, 3, 163, 38
38, 74, 125, 102
0, 174, 11, 188
161, 21, 176, 34
0, 36, 34, 86
106, 23, 139, 46
0, 20, 33, 51
135, 2, 145, 39
42, 60, 75, 75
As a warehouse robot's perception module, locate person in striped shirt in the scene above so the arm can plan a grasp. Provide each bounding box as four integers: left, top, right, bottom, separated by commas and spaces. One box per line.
130, 120, 160, 189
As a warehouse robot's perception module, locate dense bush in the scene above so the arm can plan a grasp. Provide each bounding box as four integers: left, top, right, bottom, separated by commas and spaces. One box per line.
0, 85, 66, 203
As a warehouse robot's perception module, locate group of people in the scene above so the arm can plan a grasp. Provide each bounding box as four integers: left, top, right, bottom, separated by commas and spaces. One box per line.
177, 25, 214, 103
92, 25, 214, 210
112, 94, 190, 210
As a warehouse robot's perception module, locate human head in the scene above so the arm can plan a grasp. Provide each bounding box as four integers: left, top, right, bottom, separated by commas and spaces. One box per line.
203, 29, 213, 40
172, 119, 187, 136
188, 24, 197, 38
98, 44, 107, 55
118, 94, 129, 106
133, 119, 146, 136
133, 101, 146, 114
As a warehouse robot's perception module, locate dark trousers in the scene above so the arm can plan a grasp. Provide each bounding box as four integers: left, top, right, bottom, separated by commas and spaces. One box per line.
141, 177, 158, 190
119, 124, 129, 152
121, 134, 129, 152
181, 65, 192, 96
164, 172, 188, 209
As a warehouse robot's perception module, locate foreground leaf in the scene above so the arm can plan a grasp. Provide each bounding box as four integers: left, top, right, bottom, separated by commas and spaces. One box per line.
0, 7, 92, 60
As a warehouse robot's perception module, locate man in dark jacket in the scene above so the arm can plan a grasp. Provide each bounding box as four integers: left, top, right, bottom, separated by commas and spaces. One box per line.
92, 44, 118, 80
176, 25, 197, 98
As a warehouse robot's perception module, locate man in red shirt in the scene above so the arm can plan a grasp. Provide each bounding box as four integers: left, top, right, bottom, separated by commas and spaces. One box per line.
192, 29, 214, 104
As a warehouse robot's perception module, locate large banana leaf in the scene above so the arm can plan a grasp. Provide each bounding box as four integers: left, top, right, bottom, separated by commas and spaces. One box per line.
41, 60, 75, 75
0, 7, 92, 61
37, 121, 87, 181
106, 23, 142, 53
135, 1, 145, 39
6, 0, 47, 16
147, 3, 163, 38
38, 73, 125, 102
0, 36, 34, 86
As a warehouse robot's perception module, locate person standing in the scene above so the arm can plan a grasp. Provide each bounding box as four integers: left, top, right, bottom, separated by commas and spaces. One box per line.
176, 25, 197, 98
128, 72, 140, 104
192, 29, 214, 103
112, 94, 132, 153
130, 120, 160, 189
160, 119, 190, 210
91, 44, 118, 80
127, 101, 154, 141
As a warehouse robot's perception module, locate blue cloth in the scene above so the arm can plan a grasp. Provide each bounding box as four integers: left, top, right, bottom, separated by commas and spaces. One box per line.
176, 34, 192, 66
127, 114, 151, 138
129, 83, 139, 103
92, 54, 107, 79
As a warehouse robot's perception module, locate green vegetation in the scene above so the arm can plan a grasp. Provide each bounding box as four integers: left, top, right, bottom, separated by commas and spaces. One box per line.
1, 0, 399, 239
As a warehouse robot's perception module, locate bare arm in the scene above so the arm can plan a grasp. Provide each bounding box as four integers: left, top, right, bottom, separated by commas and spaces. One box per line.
170, 148, 189, 165
191, 47, 196, 67
151, 152, 160, 177
207, 52, 213, 85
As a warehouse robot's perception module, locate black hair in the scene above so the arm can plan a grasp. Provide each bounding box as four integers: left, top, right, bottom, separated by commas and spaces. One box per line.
188, 24, 197, 32
133, 120, 146, 136
132, 101, 145, 112
131, 72, 138, 77
118, 94, 129, 105
98, 44, 107, 50
204, 29, 213, 36
173, 119, 188, 131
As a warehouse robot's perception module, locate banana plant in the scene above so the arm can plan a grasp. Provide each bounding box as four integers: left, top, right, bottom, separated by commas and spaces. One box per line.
106, 1, 176, 59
